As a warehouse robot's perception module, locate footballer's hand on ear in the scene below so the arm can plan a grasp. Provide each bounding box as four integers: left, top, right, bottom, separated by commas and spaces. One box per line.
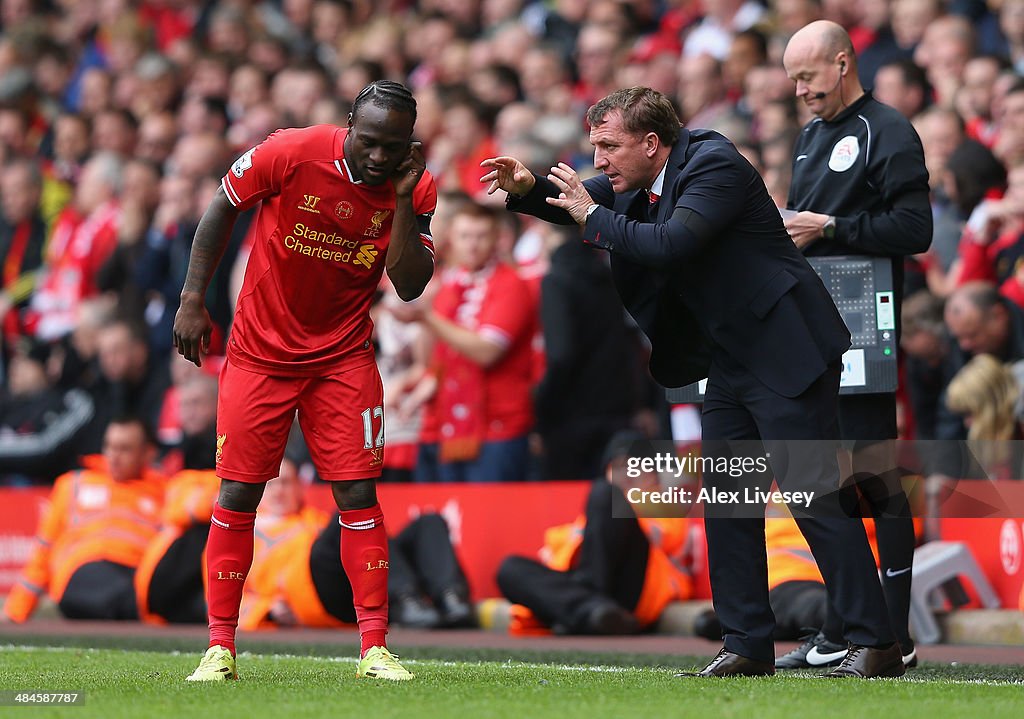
392, 142, 426, 197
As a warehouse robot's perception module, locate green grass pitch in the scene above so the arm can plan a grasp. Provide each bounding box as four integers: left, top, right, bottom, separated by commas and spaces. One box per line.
2, 643, 1022, 719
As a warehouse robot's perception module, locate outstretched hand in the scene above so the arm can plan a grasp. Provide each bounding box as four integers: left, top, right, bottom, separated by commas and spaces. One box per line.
480, 156, 536, 196
544, 162, 595, 226
392, 142, 426, 197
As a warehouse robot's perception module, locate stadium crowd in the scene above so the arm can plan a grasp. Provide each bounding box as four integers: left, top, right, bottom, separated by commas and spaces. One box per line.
3, 0, 1024, 631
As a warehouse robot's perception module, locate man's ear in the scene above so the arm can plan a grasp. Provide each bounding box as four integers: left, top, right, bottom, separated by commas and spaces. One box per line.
646, 132, 659, 157
347, 112, 354, 128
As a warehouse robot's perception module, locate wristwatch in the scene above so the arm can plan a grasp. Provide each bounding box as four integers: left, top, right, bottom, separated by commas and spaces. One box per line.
585, 203, 600, 222
822, 215, 837, 240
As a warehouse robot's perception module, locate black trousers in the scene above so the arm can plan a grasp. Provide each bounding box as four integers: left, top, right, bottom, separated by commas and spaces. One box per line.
146, 524, 208, 623
701, 355, 894, 661
496, 481, 648, 633
309, 513, 467, 623
823, 392, 916, 649
59, 560, 138, 620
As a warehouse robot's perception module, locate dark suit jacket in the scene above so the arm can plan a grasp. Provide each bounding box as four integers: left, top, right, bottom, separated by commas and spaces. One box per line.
508, 129, 851, 398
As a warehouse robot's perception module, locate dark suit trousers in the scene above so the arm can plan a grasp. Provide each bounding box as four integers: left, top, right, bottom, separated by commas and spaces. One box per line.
700, 353, 894, 661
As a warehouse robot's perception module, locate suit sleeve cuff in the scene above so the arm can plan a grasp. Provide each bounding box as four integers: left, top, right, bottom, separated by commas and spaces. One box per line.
582, 206, 613, 250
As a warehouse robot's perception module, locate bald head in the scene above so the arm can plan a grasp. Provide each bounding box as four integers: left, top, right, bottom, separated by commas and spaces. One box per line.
785, 20, 854, 68
783, 20, 864, 121
946, 282, 1010, 357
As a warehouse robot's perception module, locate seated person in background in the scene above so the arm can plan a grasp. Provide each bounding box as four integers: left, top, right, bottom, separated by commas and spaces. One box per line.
945, 353, 1024, 478
135, 374, 221, 625
0, 336, 94, 485
496, 431, 693, 635
388, 512, 475, 629
138, 455, 472, 630
2, 416, 165, 622
136, 463, 219, 625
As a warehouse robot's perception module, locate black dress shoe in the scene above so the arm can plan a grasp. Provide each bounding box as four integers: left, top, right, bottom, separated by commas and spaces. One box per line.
824, 643, 906, 678
675, 648, 776, 677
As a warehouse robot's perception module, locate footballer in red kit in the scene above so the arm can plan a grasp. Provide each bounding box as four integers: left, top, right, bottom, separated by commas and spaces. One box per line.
173, 81, 434, 682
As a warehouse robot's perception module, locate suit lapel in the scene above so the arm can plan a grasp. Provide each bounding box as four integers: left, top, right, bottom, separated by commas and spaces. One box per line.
655, 131, 691, 222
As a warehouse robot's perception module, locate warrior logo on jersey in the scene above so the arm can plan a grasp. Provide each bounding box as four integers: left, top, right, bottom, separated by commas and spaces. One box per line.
231, 148, 256, 178
299, 195, 322, 213
828, 135, 860, 173
363, 210, 391, 238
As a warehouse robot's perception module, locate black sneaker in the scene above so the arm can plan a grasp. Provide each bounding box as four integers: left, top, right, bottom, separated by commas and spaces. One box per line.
775, 631, 848, 669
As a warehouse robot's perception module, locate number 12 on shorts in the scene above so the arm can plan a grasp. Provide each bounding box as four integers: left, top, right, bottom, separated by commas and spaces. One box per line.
361, 406, 384, 449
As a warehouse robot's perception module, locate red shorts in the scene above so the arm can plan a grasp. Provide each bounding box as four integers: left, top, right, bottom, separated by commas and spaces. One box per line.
216, 359, 385, 482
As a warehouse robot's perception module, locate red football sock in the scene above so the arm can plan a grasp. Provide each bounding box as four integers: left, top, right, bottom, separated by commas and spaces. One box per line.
339, 504, 389, 657
205, 503, 256, 656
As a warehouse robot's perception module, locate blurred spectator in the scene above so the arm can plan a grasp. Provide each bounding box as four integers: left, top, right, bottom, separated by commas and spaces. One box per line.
0, 336, 94, 485
915, 13, 975, 109
960, 54, 1008, 147
573, 22, 625, 108
855, 0, 914, 88
994, 78, 1024, 166
81, 315, 172, 454
533, 225, 644, 481
1001, 0, 1024, 74
400, 203, 537, 482
91, 107, 138, 158
949, 162, 1024, 295
430, 93, 498, 199
160, 371, 220, 476
135, 460, 219, 626
497, 432, 693, 635
723, 28, 769, 101
374, 279, 430, 484
938, 281, 1024, 443
901, 289, 951, 439
914, 106, 966, 201
684, 0, 767, 60
28, 151, 122, 342
873, 58, 929, 119
2, 416, 165, 623
136, 111, 178, 166
388, 513, 475, 629
945, 353, 1024, 475
677, 53, 736, 128
0, 158, 45, 343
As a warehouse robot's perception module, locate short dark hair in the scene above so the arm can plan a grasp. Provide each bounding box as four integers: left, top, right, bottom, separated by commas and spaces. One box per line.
107, 414, 158, 447
879, 58, 928, 92
586, 87, 681, 147
352, 80, 417, 124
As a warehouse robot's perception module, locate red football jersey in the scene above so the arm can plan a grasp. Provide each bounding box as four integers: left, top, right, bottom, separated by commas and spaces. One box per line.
221, 125, 436, 376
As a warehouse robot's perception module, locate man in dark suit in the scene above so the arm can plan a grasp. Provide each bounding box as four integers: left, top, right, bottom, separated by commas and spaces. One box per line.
481, 86, 903, 678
